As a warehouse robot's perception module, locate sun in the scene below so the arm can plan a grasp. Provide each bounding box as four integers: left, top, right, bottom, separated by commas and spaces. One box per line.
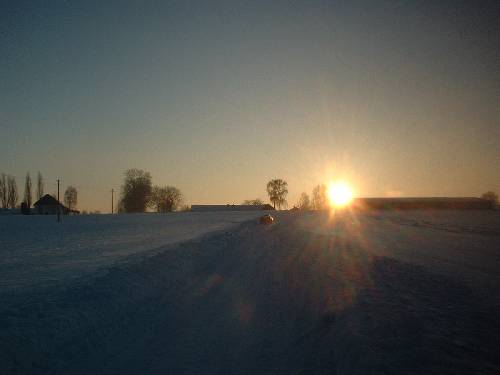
327, 181, 354, 208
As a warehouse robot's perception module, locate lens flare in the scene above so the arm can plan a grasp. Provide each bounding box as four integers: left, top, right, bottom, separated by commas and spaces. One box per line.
327, 181, 353, 208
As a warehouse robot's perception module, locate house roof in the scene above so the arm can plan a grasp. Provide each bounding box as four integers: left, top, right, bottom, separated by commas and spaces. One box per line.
33, 194, 63, 206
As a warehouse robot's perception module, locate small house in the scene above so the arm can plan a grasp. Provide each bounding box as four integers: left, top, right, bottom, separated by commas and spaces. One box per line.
33, 194, 79, 215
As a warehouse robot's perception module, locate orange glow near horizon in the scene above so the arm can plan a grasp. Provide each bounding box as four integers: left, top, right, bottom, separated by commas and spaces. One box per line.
327, 181, 354, 208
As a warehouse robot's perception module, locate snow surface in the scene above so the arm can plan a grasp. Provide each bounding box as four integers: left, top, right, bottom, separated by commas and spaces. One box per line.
1, 210, 500, 374
0, 212, 263, 292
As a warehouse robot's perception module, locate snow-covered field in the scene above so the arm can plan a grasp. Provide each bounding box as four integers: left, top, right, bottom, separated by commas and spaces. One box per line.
1, 210, 499, 374
0, 212, 263, 292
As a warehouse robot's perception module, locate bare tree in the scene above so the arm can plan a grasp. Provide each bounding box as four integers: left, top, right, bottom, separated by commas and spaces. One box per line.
266, 179, 288, 209
297, 192, 311, 210
36, 172, 44, 200
150, 185, 183, 212
7, 176, 18, 209
150, 186, 164, 212
0, 173, 7, 208
163, 186, 183, 212
242, 198, 264, 206
312, 184, 328, 210
481, 191, 498, 206
64, 186, 78, 211
120, 169, 152, 213
24, 172, 32, 208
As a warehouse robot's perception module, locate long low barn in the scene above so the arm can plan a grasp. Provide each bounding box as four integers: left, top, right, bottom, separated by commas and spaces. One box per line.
352, 197, 493, 210
191, 204, 274, 212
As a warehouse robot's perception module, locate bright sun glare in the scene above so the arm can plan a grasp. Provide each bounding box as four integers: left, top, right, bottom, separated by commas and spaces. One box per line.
327, 181, 354, 208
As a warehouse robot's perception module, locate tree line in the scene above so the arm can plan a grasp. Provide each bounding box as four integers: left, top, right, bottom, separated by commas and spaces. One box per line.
119, 169, 184, 213
242, 179, 289, 210
259, 179, 330, 211
0, 172, 78, 212
0, 172, 43, 210
117, 172, 292, 213
296, 184, 329, 210
2, 169, 497, 213
244, 180, 328, 210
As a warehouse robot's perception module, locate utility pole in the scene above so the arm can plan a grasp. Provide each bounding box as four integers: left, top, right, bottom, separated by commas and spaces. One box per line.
57, 179, 61, 223
111, 188, 114, 214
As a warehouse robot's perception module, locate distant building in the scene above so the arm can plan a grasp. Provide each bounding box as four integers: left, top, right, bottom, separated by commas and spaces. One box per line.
191, 204, 274, 212
33, 194, 79, 215
352, 197, 493, 210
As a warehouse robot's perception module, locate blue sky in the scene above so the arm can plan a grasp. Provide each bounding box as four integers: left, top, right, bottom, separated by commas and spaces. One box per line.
1, 0, 499, 211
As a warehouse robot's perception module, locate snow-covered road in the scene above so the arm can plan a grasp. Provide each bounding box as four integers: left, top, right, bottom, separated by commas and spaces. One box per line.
1, 210, 499, 374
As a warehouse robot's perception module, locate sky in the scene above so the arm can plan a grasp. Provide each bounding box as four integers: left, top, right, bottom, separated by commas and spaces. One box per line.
1, 0, 499, 212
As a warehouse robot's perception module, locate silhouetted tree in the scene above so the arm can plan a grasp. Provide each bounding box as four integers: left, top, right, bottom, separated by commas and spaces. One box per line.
36, 172, 44, 200
64, 186, 78, 211
163, 186, 182, 212
0, 173, 7, 208
150, 186, 163, 212
481, 191, 498, 206
120, 169, 152, 213
266, 179, 288, 209
150, 185, 183, 212
297, 192, 311, 210
242, 198, 264, 206
312, 184, 328, 210
7, 176, 18, 209
24, 172, 32, 208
